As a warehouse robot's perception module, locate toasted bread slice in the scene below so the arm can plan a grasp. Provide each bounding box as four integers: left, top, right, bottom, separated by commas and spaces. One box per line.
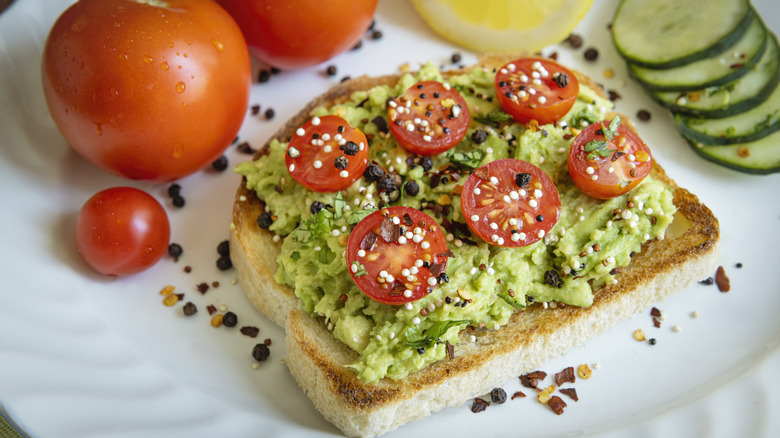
230, 57, 720, 437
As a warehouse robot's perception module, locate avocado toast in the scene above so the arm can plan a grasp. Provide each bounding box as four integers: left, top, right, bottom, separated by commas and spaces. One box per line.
229, 55, 720, 437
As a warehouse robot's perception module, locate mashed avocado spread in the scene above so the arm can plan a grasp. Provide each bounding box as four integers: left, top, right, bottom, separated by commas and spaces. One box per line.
235, 62, 676, 383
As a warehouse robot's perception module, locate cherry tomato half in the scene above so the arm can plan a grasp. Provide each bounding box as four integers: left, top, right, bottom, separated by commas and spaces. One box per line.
42, 0, 251, 182
216, 0, 378, 69
75, 187, 170, 276
461, 159, 561, 247
388, 81, 470, 156
494, 58, 579, 126
286, 115, 369, 192
345, 207, 450, 305
568, 117, 653, 199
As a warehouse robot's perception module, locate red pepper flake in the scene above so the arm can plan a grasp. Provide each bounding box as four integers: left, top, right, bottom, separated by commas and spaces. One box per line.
197, 282, 209, 294
240, 326, 260, 338
184, 265, 192, 273
559, 388, 578, 402
715, 266, 730, 292
470, 397, 490, 413
445, 341, 455, 359
264, 338, 272, 346
511, 390, 527, 400
555, 367, 576, 386
653, 317, 661, 328
547, 395, 567, 415
650, 307, 662, 317
206, 304, 218, 315
339, 294, 348, 306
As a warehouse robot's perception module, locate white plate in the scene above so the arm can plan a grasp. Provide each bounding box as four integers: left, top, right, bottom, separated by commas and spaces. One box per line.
1, 0, 778, 437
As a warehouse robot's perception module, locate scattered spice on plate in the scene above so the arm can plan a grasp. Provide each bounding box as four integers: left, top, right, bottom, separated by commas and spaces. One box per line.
197, 282, 209, 294
211, 155, 228, 172
490, 388, 507, 404
168, 243, 183, 258
470, 397, 490, 413
252, 343, 270, 362
547, 395, 567, 415
633, 329, 646, 341
555, 367, 575, 386
206, 304, 218, 315
223, 311, 238, 328
559, 388, 578, 401
566, 33, 583, 49
637, 109, 651, 121
326, 65, 337, 76
715, 266, 730, 292
511, 390, 526, 400
583, 47, 599, 61
240, 326, 259, 338
237, 141, 255, 154
182, 301, 197, 316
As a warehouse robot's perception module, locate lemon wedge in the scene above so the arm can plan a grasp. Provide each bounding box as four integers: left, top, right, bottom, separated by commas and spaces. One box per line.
411, 0, 594, 53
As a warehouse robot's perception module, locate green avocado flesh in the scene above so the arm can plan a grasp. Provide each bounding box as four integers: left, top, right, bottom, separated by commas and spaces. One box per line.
235, 63, 676, 383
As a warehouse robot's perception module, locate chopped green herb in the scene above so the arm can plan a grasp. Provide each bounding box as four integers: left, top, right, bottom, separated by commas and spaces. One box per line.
498, 293, 526, 309
351, 261, 367, 277
448, 148, 486, 169
474, 110, 513, 127
405, 320, 470, 348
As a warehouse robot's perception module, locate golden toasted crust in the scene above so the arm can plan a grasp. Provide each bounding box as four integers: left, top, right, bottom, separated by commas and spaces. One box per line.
230, 57, 721, 437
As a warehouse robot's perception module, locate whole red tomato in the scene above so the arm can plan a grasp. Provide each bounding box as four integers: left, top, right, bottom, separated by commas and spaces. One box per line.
217, 0, 378, 69
75, 187, 170, 277
42, 0, 251, 182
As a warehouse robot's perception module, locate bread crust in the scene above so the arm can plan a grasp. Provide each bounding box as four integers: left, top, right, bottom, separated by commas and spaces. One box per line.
230, 58, 721, 437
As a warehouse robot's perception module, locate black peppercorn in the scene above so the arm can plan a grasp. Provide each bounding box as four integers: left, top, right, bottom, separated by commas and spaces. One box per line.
265, 108, 275, 119
649, 338, 657, 345
326, 65, 337, 76
515, 172, 531, 188
168, 243, 183, 258
377, 173, 397, 191
168, 183, 181, 197
471, 129, 488, 144
222, 311, 238, 328
182, 302, 197, 316
364, 162, 385, 181
257, 69, 270, 83
334, 155, 349, 170
553, 72, 569, 88
310, 200, 327, 214
252, 343, 270, 362
216, 256, 232, 271
217, 240, 230, 257
257, 212, 273, 229
567, 33, 583, 49
490, 388, 507, 404
404, 180, 420, 197
419, 156, 433, 171
340, 141, 359, 156
211, 155, 228, 171
637, 109, 651, 121
172, 196, 185, 208
584, 47, 599, 61
451, 52, 462, 64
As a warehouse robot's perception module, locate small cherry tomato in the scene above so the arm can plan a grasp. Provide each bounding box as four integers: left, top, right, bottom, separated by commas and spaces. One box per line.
286, 115, 369, 192
345, 207, 450, 305
75, 187, 170, 276
216, 0, 378, 69
567, 116, 653, 199
461, 159, 561, 247
42, 0, 251, 182
388, 81, 470, 156
494, 58, 579, 126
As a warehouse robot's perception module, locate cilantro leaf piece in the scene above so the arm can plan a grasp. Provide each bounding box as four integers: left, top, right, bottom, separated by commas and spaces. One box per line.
291, 210, 333, 243
448, 149, 486, 169
604, 115, 621, 141
347, 206, 378, 225
474, 110, 513, 127
351, 261, 367, 277
333, 192, 345, 219
405, 320, 470, 348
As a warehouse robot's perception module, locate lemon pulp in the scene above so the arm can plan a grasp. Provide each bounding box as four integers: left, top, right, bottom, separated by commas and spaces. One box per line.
411, 0, 594, 53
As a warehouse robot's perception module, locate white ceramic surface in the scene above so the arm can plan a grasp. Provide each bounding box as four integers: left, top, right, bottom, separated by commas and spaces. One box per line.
1, 1, 778, 437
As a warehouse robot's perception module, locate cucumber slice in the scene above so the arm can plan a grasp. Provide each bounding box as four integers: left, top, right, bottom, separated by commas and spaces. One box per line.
628, 12, 767, 91
688, 129, 780, 174
676, 72, 780, 145
650, 33, 780, 118
612, 0, 752, 68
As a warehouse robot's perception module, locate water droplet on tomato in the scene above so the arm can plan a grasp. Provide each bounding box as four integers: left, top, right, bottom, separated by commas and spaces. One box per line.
161, 61, 169, 71
211, 39, 224, 53
175, 82, 186, 93
143, 56, 153, 64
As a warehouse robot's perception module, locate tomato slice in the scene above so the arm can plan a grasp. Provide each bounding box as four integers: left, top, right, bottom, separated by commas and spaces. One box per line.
494, 58, 579, 126
345, 206, 450, 305
461, 159, 561, 247
388, 80, 470, 156
286, 115, 369, 192
567, 117, 653, 199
